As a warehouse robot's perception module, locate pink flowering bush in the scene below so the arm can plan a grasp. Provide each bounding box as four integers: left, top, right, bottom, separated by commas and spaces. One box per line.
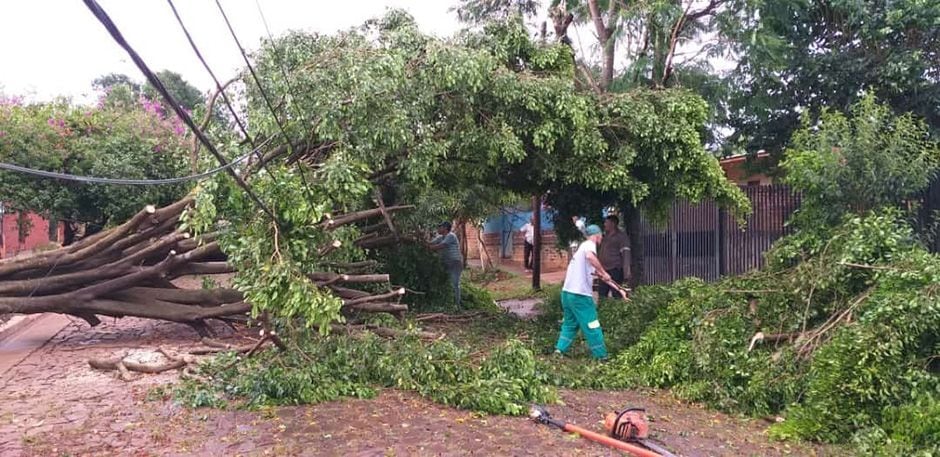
0, 94, 191, 230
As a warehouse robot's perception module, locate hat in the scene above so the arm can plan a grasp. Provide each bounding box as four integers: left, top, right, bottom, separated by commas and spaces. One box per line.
438, 221, 452, 230
585, 224, 602, 236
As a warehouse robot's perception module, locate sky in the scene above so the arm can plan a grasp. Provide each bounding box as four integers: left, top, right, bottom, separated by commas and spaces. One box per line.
0, 1, 733, 104
0, 0, 462, 102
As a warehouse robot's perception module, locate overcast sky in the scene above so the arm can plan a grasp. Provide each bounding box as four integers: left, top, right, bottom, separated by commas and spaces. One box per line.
1, 1, 732, 104
0, 0, 462, 102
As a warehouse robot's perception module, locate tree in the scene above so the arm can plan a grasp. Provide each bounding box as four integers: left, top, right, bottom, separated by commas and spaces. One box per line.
454, 0, 540, 24
725, 0, 940, 157
0, 11, 745, 337
0, 96, 190, 230
92, 72, 141, 93
143, 70, 205, 112
456, 1, 749, 283
94, 71, 206, 114
781, 95, 940, 228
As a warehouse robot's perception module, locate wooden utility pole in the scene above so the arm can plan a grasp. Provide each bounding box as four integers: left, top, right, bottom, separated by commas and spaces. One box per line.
532, 195, 542, 290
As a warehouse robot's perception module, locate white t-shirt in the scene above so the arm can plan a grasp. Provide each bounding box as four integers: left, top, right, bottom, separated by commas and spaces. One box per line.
520, 222, 534, 244
563, 239, 596, 297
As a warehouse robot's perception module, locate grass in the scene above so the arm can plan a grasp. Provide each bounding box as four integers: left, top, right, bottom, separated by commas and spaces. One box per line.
466, 267, 544, 301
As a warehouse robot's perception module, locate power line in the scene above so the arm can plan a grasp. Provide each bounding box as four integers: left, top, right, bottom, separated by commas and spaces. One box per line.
165, 0, 254, 145
253, 0, 313, 127
214, 0, 292, 144
81, 0, 279, 223
216, 0, 320, 208
0, 137, 274, 185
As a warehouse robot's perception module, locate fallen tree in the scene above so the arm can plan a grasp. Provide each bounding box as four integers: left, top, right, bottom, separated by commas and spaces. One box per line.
0, 193, 413, 336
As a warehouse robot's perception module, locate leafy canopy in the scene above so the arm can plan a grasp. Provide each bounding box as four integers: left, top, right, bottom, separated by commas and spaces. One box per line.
248, 11, 747, 215
0, 94, 190, 228
725, 0, 940, 154
184, 11, 747, 329
781, 95, 940, 228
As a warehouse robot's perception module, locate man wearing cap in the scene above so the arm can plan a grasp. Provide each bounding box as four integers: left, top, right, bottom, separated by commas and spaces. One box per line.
597, 215, 631, 298
553, 224, 626, 360
429, 221, 463, 307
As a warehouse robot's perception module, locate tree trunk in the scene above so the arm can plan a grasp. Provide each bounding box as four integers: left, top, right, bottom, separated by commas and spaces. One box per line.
621, 202, 644, 289
0, 198, 409, 334
532, 195, 542, 290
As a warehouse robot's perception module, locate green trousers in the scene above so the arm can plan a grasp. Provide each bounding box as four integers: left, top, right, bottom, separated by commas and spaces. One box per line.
554, 291, 608, 359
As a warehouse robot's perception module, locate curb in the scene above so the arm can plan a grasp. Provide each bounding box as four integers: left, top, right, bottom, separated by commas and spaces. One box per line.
0, 314, 45, 344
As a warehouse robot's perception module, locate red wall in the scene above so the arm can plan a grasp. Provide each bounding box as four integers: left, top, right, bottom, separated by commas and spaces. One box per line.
0, 212, 62, 258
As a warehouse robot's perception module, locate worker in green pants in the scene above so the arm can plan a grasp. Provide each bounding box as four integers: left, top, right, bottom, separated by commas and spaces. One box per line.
554, 224, 628, 360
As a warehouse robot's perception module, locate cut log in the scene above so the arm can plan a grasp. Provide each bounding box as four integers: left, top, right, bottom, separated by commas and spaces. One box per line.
322, 205, 414, 230
170, 262, 235, 277
348, 302, 408, 313
342, 288, 406, 307
0, 192, 412, 337
308, 273, 389, 284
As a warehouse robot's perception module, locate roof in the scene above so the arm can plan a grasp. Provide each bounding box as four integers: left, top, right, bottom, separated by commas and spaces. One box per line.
719, 150, 770, 166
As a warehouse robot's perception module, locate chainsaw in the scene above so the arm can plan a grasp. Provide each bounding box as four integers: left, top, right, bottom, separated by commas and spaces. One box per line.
530, 405, 676, 457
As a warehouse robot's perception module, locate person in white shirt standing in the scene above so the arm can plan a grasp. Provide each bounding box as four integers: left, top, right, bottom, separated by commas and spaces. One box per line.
569, 215, 587, 254
553, 224, 627, 361
519, 215, 535, 271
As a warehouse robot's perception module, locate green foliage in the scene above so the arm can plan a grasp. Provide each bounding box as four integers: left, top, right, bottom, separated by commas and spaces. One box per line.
143, 70, 205, 112
782, 95, 940, 227
187, 10, 748, 326
373, 242, 499, 312
460, 281, 502, 313
725, 0, 940, 154
852, 393, 940, 456
453, 0, 539, 24
567, 210, 940, 453
530, 284, 664, 360
375, 243, 454, 311
0, 95, 190, 228
175, 333, 557, 416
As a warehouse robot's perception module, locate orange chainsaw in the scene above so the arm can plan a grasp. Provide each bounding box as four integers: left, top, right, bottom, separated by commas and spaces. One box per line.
530, 405, 676, 457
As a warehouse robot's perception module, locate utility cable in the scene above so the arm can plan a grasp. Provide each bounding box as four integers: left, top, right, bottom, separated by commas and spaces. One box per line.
214, 0, 292, 144
165, 0, 254, 146
0, 136, 274, 185
217, 0, 320, 208
81, 0, 279, 223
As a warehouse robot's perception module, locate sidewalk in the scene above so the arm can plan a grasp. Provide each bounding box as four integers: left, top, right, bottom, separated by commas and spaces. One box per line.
0, 313, 72, 376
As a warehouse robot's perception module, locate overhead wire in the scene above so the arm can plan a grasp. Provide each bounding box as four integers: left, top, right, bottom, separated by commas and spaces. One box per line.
253, 0, 313, 129
0, 137, 274, 185
165, 0, 255, 147
214, 0, 292, 144
216, 0, 321, 206
81, 0, 279, 223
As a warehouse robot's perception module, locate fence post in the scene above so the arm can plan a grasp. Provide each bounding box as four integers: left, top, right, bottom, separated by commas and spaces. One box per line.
669, 206, 678, 282
717, 207, 727, 277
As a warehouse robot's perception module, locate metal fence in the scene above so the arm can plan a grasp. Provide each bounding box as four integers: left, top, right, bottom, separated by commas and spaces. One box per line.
639, 185, 802, 285
639, 178, 940, 285
915, 177, 940, 254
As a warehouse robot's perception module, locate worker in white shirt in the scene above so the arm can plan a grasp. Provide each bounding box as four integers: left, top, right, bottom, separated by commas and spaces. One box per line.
519, 215, 535, 271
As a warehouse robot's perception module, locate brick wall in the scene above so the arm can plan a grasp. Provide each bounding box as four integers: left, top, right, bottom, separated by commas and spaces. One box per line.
0, 211, 62, 258
464, 223, 568, 272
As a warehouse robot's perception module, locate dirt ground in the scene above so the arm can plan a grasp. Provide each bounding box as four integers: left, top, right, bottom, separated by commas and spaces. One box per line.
0, 314, 843, 457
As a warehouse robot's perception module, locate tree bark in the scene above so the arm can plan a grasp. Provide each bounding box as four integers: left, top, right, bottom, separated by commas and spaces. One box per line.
532, 195, 542, 290
0, 197, 412, 333
621, 202, 644, 289
586, 0, 619, 90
